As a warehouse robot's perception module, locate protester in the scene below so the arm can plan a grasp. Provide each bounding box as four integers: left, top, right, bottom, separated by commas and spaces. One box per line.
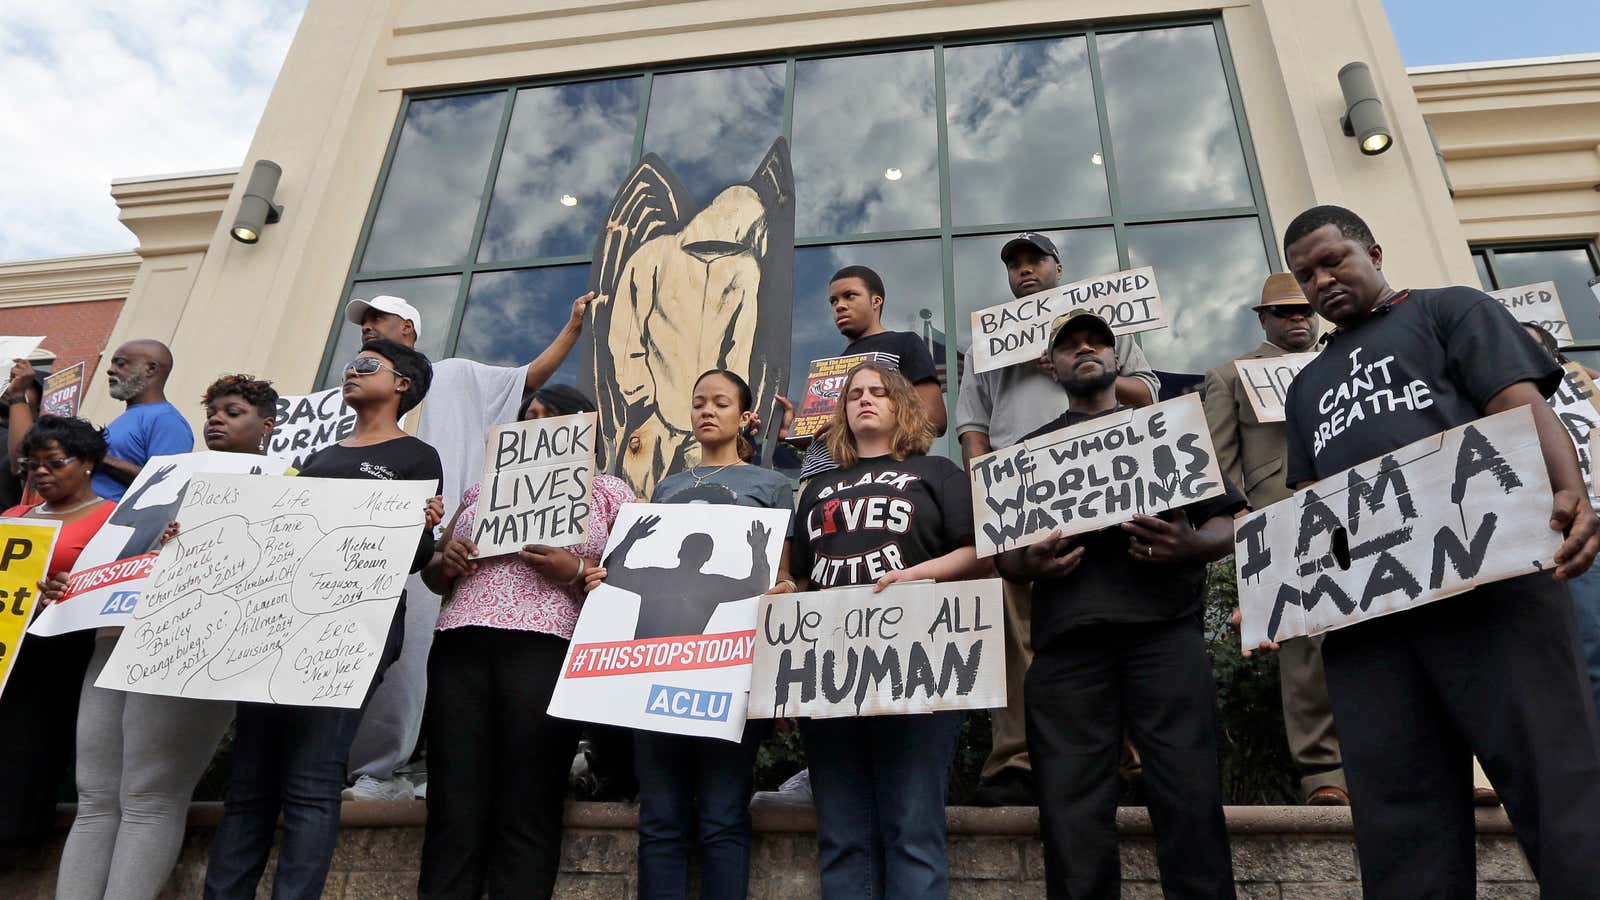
0, 416, 115, 847
793, 266, 947, 482
92, 341, 193, 501
341, 293, 590, 801
770, 361, 987, 898
417, 385, 633, 900
55, 375, 279, 900
203, 341, 444, 900
955, 231, 1161, 807
1254, 204, 1600, 897
1200, 274, 1346, 806
997, 311, 1241, 898
2, 354, 49, 508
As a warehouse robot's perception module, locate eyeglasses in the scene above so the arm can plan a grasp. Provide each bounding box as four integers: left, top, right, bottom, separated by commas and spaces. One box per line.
1266, 306, 1314, 320
845, 385, 891, 401
19, 457, 77, 472
344, 357, 403, 378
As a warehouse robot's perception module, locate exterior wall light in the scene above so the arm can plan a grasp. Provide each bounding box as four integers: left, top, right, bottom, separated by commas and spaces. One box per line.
231, 160, 284, 244
1338, 63, 1392, 156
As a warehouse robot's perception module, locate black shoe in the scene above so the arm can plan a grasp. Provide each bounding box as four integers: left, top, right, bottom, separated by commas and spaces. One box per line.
970, 771, 1036, 807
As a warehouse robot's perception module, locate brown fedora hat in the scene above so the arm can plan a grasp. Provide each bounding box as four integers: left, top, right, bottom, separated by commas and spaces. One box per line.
1253, 272, 1311, 311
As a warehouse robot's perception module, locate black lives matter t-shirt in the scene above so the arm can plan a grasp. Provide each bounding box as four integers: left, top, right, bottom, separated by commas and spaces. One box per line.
298, 435, 444, 573
1284, 286, 1561, 486
790, 453, 973, 589
798, 331, 941, 481
1025, 407, 1247, 652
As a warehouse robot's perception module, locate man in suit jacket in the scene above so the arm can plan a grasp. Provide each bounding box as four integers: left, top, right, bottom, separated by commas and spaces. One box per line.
1202, 273, 1348, 805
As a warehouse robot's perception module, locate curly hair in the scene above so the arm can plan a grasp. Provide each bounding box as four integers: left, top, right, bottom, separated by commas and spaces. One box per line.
824, 362, 933, 468
20, 415, 108, 467
1282, 204, 1376, 254
203, 374, 279, 420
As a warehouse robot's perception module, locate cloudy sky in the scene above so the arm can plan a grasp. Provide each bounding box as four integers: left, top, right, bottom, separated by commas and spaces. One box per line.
0, 0, 1594, 263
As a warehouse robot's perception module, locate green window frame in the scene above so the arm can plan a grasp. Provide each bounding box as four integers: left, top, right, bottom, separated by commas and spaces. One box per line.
319, 15, 1280, 404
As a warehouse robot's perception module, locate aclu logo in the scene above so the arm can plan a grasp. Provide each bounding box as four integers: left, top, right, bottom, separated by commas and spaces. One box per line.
645, 684, 731, 722
101, 591, 139, 615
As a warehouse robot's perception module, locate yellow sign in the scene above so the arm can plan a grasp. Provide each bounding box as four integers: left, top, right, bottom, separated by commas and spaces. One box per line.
0, 517, 63, 698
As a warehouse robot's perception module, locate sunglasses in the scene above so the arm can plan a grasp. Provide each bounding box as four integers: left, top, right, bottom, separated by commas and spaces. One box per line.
1266, 306, 1313, 320
845, 385, 891, 402
344, 357, 404, 379
19, 457, 77, 472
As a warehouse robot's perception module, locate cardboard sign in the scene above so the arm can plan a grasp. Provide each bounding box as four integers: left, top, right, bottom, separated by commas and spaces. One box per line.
969, 394, 1225, 557
0, 518, 61, 699
547, 502, 790, 741
40, 362, 87, 418
1234, 352, 1319, 424
790, 353, 879, 440
1490, 281, 1571, 347
1236, 406, 1558, 646
0, 337, 44, 367
1552, 362, 1600, 491
268, 387, 356, 471
96, 472, 436, 707
747, 577, 1005, 719
29, 452, 288, 637
969, 267, 1165, 374
470, 413, 596, 557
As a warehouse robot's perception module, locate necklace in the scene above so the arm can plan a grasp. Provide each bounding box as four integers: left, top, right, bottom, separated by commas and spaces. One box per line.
688, 461, 743, 488
36, 496, 103, 516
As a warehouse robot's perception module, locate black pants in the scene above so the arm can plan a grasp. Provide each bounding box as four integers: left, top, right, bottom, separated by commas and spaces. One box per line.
1321, 574, 1600, 898
1026, 617, 1235, 900
0, 629, 93, 845
418, 627, 580, 900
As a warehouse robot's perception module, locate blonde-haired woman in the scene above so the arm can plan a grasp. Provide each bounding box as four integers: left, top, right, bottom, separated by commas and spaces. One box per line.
770, 362, 989, 898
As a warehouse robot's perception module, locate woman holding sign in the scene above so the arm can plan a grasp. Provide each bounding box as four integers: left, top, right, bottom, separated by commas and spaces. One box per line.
769, 362, 988, 899
0, 416, 113, 847
54, 375, 280, 900
418, 385, 634, 900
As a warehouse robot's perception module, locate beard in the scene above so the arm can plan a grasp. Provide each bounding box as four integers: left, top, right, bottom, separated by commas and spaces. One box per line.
108, 372, 148, 401
1062, 365, 1118, 397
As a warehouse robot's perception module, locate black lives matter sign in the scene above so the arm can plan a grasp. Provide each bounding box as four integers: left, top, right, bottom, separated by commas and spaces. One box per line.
470, 412, 596, 557
1236, 405, 1559, 646
968, 267, 1166, 374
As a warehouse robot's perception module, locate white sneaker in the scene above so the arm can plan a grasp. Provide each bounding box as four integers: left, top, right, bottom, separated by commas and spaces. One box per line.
341, 774, 416, 801
752, 769, 812, 806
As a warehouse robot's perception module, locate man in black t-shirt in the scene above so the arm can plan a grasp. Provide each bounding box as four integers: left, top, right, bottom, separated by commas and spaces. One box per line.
998, 311, 1243, 899
1269, 205, 1600, 898
794, 265, 947, 480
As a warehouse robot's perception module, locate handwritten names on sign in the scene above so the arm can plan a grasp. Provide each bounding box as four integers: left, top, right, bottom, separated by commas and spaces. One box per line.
790, 353, 878, 440
969, 394, 1225, 557
748, 578, 1005, 719
97, 472, 436, 707
0, 518, 60, 699
1234, 352, 1319, 424
471, 412, 595, 557
969, 267, 1165, 373
1490, 281, 1571, 346
1236, 406, 1558, 647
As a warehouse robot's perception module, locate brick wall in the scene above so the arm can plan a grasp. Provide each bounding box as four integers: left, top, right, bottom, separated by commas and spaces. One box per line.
0, 298, 123, 374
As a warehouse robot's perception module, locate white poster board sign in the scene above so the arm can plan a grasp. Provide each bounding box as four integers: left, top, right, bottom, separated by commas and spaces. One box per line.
268, 387, 354, 470
0, 337, 44, 365
547, 502, 790, 741
1552, 362, 1600, 491
29, 451, 288, 637
470, 412, 595, 557
969, 267, 1165, 374
1490, 281, 1571, 347
1236, 406, 1558, 646
96, 472, 436, 707
748, 577, 1005, 719
969, 394, 1225, 557
1234, 352, 1320, 424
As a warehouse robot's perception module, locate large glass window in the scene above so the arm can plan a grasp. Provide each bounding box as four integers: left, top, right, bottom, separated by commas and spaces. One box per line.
1474, 242, 1600, 365
324, 19, 1276, 414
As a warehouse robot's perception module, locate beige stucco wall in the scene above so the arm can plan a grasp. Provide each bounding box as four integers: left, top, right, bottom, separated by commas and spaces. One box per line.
1411, 54, 1600, 246
98, 0, 1476, 432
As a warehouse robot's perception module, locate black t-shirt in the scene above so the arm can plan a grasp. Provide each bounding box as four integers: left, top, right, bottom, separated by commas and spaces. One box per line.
798, 330, 941, 480
298, 435, 444, 573
1023, 407, 1247, 651
1284, 286, 1561, 486
790, 453, 973, 589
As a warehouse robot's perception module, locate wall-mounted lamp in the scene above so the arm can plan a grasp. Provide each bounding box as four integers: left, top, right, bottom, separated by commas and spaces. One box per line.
230, 160, 284, 244
1338, 63, 1392, 156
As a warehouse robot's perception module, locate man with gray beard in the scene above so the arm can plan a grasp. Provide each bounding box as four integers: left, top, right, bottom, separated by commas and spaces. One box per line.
91, 339, 192, 501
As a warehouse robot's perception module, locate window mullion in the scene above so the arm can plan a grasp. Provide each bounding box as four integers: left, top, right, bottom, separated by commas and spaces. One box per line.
444, 89, 518, 359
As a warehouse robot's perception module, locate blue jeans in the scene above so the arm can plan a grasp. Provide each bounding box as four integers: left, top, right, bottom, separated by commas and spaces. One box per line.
1567, 565, 1600, 721
799, 711, 962, 900
203, 602, 405, 900
634, 721, 770, 899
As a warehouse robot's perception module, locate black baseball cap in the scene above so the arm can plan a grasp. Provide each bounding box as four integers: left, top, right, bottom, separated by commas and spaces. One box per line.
1000, 232, 1060, 264
1048, 309, 1115, 349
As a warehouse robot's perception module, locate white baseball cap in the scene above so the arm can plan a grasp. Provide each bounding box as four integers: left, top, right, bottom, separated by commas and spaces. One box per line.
344, 294, 422, 340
